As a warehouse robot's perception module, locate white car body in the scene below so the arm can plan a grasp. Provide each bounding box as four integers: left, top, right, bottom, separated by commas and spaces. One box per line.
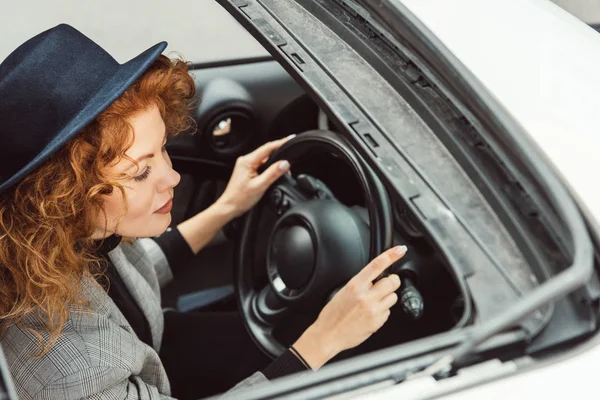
357, 0, 600, 398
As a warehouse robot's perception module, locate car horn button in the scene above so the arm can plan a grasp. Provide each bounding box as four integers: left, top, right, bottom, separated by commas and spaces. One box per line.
269, 223, 316, 291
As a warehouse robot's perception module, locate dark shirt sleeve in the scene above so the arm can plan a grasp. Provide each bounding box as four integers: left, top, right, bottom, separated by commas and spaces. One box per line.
151, 227, 195, 275
261, 349, 310, 380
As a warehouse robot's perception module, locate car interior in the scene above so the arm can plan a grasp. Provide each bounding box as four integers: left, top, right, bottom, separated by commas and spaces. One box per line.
160, 57, 465, 364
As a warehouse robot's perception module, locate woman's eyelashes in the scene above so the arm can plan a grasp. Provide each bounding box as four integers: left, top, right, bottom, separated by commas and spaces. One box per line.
133, 166, 152, 182
132, 145, 166, 182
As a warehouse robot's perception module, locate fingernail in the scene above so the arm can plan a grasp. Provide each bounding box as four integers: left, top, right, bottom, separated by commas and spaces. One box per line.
395, 245, 408, 255
287, 134, 297, 140
279, 160, 290, 171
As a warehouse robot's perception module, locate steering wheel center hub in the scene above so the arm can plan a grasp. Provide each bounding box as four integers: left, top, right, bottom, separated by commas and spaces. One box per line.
267, 200, 371, 304
270, 223, 316, 290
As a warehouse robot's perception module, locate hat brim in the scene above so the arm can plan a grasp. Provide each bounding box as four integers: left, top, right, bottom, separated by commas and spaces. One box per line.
0, 41, 167, 193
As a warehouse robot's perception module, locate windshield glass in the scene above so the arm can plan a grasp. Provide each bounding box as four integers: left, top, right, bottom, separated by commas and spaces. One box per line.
0, 1, 269, 64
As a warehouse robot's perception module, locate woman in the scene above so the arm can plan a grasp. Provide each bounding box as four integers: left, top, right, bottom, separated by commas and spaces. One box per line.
0, 25, 405, 399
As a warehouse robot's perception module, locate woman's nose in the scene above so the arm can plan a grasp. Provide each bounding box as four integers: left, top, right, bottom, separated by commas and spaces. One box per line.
167, 168, 181, 190
157, 158, 181, 192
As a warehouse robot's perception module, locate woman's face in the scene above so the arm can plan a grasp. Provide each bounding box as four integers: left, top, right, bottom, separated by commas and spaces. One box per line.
92, 104, 181, 239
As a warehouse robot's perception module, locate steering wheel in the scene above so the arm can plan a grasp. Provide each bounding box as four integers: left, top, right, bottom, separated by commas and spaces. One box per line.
236, 130, 393, 358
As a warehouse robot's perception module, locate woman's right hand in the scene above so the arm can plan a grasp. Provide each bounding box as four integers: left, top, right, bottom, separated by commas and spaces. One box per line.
293, 245, 407, 369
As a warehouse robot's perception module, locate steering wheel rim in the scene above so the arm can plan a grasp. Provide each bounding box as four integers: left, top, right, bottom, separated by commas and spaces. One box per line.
236, 130, 393, 358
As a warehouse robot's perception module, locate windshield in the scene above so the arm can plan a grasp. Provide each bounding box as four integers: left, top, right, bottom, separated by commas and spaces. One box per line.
0, 1, 268, 64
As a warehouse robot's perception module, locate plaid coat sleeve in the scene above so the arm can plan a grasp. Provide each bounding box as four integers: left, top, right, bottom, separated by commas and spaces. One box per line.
2, 278, 174, 400
0, 239, 271, 400
33, 369, 176, 400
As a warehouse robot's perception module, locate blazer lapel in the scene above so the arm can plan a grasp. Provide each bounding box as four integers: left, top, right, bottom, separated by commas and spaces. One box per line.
107, 246, 164, 351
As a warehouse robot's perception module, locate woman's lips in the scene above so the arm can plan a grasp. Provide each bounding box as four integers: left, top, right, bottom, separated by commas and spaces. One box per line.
155, 198, 173, 214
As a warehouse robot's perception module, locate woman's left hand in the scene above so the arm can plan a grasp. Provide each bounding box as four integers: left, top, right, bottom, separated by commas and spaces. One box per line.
216, 135, 294, 218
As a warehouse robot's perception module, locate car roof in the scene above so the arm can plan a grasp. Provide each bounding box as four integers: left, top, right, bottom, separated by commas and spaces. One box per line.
402, 0, 600, 227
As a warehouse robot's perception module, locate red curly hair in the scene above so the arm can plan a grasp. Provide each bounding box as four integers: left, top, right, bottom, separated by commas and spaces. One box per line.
0, 55, 195, 352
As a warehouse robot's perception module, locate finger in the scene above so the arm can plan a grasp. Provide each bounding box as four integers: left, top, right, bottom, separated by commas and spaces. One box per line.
381, 309, 392, 325
246, 135, 296, 167
379, 291, 399, 310
374, 309, 392, 332
371, 274, 401, 299
356, 246, 407, 284
253, 160, 291, 189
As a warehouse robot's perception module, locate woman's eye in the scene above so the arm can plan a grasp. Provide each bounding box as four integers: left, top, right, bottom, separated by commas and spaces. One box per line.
133, 166, 152, 182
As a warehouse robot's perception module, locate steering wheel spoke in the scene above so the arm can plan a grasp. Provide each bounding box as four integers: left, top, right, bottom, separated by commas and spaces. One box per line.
266, 171, 343, 216
265, 174, 308, 215
252, 285, 290, 325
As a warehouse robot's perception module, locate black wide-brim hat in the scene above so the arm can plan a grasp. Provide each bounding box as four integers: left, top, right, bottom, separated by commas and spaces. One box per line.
0, 24, 167, 194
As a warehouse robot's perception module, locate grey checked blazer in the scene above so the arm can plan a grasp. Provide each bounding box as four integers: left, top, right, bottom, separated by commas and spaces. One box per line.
0, 239, 268, 399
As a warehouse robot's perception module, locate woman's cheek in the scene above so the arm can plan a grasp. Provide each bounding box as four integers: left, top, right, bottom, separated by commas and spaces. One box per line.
101, 189, 126, 221
125, 184, 155, 221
